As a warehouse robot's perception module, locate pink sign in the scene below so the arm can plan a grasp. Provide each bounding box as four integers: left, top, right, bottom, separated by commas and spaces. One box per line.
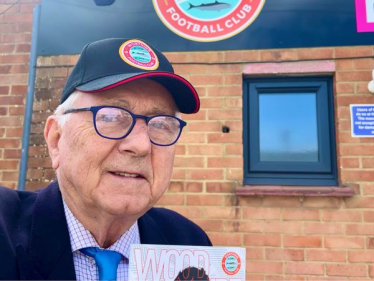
356, 0, 374, 32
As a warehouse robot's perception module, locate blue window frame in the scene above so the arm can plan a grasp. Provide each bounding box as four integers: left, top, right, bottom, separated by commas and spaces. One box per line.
243, 76, 338, 186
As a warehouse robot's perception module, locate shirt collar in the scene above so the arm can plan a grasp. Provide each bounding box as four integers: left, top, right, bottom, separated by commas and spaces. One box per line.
63, 200, 140, 259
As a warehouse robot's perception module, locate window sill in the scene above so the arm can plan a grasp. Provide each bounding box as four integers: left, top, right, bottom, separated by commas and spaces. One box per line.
236, 185, 355, 197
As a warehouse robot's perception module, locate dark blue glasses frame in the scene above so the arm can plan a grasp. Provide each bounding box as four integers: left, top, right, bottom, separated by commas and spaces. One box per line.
63, 106, 187, 146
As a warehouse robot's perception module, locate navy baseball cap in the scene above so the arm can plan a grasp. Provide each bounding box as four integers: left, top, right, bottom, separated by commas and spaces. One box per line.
61, 38, 200, 114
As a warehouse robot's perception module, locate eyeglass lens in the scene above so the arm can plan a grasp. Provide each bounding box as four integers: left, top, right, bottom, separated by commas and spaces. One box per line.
95, 107, 182, 145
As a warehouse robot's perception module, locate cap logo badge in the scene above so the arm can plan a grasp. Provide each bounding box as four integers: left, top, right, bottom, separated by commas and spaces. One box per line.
119, 40, 159, 70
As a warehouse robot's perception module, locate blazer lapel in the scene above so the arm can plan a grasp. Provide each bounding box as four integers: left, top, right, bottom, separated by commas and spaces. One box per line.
138, 211, 169, 245
25, 181, 76, 280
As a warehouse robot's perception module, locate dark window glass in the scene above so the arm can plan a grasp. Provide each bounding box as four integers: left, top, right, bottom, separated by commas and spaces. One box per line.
243, 77, 337, 186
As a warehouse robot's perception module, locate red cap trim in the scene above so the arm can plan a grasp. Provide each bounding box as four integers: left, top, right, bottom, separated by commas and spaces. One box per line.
78, 72, 199, 113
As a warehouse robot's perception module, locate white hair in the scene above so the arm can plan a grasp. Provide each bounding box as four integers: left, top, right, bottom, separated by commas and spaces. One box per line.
54, 91, 84, 127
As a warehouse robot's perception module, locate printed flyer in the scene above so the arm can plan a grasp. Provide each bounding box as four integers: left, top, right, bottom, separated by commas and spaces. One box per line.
128, 244, 246, 281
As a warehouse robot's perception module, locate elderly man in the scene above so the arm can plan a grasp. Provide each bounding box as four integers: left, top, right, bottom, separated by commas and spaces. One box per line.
0, 38, 211, 280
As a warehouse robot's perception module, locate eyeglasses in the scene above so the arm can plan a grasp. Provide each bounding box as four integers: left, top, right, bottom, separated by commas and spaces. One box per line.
63, 106, 186, 146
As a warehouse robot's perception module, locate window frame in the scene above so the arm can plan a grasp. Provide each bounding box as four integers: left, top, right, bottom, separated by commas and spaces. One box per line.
243, 76, 338, 186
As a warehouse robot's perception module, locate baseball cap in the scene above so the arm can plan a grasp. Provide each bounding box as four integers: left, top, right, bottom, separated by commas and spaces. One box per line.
61, 38, 200, 114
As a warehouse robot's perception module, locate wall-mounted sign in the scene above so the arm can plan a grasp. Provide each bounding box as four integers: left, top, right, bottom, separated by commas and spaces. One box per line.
350, 104, 374, 137
355, 0, 374, 32
38, 0, 374, 55
152, 0, 266, 42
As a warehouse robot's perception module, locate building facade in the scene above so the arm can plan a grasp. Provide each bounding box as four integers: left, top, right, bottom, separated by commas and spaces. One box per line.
1, 0, 374, 279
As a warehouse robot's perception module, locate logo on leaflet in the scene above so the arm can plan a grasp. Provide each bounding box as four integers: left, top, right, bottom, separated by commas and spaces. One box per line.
153, 0, 266, 42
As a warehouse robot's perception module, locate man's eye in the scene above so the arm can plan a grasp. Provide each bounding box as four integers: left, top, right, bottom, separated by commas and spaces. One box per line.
98, 114, 118, 122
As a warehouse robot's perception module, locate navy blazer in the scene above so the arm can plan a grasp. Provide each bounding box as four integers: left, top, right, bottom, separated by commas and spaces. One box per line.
0, 181, 212, 280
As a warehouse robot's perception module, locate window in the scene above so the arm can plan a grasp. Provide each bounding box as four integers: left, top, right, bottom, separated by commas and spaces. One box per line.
243, 76, 337, 186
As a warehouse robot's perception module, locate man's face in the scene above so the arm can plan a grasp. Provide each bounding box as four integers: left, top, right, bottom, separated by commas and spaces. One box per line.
51, 79, 177, 220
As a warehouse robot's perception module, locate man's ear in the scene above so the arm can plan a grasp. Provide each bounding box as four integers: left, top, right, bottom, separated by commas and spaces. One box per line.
44, 116, 61, 170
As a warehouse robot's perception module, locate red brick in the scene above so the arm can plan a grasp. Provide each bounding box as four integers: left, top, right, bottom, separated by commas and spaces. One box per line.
336, 60, 354, 70
226, 168, 242, 180
224, 220, 262, 233
349, 250, 374, 262
171, 169, 186, 180
242, 207, 280, 220
244, 234, 281, 246
0, 86, 9, 95
2, 33, 31, 44
11, 85, 27, 94
167, 206, 202, 219
189, 51, 224, 63
340, 158, 360, 168
178, 132, 206, 143
0, 160, 18, 169
284, 236, 322, 248
336, 95, 374, 107
156, 194, 184, 206
208, 109, 242, 120
0, 139, 19, 148
245, 248, 264, 260
204, 207, 241, 219
208, 157, 242, 168
208, 132, 242, 143
186, 195, 223, 206
322, 210, 362, 222
306, 249, 346, 262
26, 168, 43, 180
6, 127, 23, 137
188, 169, 223, 180
346, 197, 374, 208
354, 58, 374, 69
224, 74, 242, 85
174, 156, 204, 168
2, 171, 18, 181
207, 86, 242, 97
224, 50, 259, 62
226, 144, 242, 155
357, 82, 371, 95
199, 97, 223, 108
209, 233, 242, 246
188, 144, 222, 155
336, 46, 373, 58
298, 48, 334, 60
362, 158, 374, 168
305, 222, 344, 235
364, 211, 374, 222
260, 49, 298, 61
326, 264, 366, 277
266, 249, 304, 261
342, 170, 374, 181
246, 261, 283, 274
2, 13, 33, 23
336, 70, 373, 82
194, 220, 223, 232
188, 74, 223, 86
188, 121, 221, 132
263, 196, 301, 208
206, 182, 236, 193
325, 236, 364, 249
265, 222, 303, 234
282, 209, 320, 221
225, 97, 242, 108
346, 224, 374, 235
285, 262, 324, 275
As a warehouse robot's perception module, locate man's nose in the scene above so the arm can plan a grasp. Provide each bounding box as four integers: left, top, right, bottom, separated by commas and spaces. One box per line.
117, 119, 152, 156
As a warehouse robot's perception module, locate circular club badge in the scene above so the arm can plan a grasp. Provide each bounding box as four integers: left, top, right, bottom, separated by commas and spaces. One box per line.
222, 252, 241, 275
119, 40, 159, 70
153, 0, 266, 42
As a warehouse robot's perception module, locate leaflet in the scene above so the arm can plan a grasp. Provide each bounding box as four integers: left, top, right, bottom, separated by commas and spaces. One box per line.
128, 244, 246, 281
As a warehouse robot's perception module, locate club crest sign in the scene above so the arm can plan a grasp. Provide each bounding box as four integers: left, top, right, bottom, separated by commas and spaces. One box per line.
153, 0, 266, 42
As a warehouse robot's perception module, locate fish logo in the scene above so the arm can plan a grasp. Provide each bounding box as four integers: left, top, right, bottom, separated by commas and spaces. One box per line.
153, 0, 266, 42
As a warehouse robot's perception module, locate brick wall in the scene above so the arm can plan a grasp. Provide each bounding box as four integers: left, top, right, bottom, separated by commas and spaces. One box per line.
0, 0, 39, 188
3, 2, 374, 279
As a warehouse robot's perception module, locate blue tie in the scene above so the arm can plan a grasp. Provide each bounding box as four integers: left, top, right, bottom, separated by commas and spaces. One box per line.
80, 247, 122, 281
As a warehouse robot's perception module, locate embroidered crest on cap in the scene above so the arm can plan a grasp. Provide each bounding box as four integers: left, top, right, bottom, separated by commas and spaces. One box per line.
119, 39, 159, 70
